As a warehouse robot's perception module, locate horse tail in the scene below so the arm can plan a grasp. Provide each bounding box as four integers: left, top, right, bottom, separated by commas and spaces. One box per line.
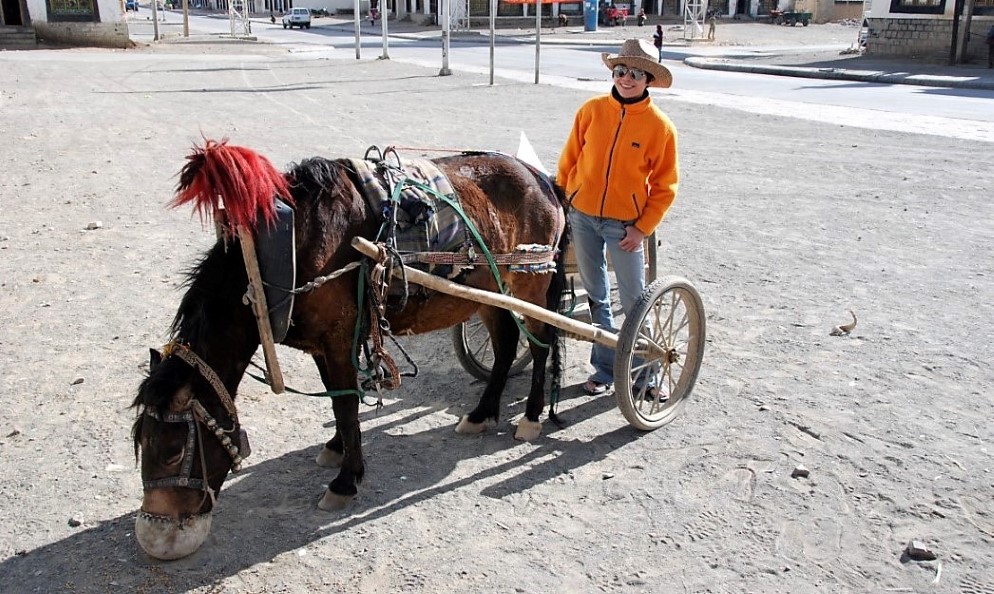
546, 192, 571, 425
172, 138, 292, 232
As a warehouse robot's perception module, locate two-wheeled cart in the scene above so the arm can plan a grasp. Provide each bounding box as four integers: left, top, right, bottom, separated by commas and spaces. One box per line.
769, 9, 810, 26
353, 236, 706, 431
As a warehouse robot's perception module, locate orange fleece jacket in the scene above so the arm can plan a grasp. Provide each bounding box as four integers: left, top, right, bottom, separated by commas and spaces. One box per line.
557, 93, 679, 235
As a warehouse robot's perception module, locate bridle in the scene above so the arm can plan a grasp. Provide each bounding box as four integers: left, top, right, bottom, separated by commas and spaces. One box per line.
141, 342, 249, 497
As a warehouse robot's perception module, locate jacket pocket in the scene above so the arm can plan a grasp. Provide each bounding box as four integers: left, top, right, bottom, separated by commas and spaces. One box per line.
630, 193, 642, 218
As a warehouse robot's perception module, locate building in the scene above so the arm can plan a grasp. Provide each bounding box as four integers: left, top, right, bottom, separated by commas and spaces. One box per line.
2, 0, 128, 47
864, 0, 993, 59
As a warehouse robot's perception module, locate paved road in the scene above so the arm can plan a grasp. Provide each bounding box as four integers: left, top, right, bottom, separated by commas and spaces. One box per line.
122, 11, 994, 142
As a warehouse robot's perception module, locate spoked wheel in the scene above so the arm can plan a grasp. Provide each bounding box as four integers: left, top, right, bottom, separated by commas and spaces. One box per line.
614, 276, 706, 431
451, 314, 533, 382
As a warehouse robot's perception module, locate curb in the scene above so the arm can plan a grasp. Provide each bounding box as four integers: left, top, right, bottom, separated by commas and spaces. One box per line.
683, 56, 994, 91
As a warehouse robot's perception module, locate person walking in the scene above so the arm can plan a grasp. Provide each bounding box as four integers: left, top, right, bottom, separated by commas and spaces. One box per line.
707, 10, 717, 40
652, 24, 664, 62
557, 39, 679, 397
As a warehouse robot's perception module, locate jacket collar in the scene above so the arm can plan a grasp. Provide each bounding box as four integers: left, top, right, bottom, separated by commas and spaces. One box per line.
609, 87, 652, 113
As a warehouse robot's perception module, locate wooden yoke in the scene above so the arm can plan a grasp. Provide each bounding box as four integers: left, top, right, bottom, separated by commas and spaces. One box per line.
238, 227, 285, 394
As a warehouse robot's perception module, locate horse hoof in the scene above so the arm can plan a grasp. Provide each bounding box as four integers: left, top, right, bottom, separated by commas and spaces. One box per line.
455, 415, 486, 434
315, 446, 343, 468
514, 419, 542, 441
318, 489, 353, 511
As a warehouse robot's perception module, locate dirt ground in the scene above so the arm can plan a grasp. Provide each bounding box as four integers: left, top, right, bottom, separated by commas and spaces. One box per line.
1, 31, 992, 594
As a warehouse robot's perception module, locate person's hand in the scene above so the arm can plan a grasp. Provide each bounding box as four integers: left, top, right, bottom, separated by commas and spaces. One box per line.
619, 224, 645, 252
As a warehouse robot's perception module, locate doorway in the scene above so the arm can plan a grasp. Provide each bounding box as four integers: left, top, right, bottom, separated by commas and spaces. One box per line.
2, 0, 24, 26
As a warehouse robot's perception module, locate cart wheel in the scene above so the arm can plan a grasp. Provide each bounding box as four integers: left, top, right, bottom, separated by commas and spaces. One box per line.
451, 315, 533, 382
613, 276, 706, 431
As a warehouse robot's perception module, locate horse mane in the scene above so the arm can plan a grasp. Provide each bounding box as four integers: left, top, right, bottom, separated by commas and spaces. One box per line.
172, 139, 292, 232
284, 156, 357, 206
130, 242, 251, 456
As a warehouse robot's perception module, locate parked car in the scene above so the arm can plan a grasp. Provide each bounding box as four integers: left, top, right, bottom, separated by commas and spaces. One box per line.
282, 7, 311, 29
125, 0, 139, 11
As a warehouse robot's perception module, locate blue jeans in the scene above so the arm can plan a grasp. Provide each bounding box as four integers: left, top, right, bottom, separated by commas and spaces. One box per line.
569, 210, 646, 386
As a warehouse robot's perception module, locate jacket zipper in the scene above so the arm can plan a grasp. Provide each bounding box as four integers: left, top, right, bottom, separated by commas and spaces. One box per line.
600, 107, 626, 218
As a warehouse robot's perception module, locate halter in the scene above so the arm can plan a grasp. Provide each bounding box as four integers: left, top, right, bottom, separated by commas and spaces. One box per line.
141, 342, 249, 494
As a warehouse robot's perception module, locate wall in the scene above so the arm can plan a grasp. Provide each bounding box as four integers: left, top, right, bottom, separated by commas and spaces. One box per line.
26, 0, 131, 47
810, 0, 862, 23
865, 14, 993, 59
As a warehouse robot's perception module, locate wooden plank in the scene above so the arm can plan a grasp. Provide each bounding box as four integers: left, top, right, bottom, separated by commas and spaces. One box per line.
238, 227, 285, 394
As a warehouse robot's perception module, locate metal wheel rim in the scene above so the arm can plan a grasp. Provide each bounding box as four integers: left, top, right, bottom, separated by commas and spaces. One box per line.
459, 315, 532, 378
618, 282, 704, 428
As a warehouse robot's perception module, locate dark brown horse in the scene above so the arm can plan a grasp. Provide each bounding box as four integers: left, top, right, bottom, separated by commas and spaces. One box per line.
131, 141, 569, 560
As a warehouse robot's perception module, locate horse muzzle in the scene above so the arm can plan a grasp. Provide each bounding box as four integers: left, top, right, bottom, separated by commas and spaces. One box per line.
135, 510, 212, 560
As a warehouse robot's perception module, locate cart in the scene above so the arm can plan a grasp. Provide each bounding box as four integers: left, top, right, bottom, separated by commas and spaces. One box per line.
354, 235, 706, 432
453, 232, 658, 381
769, 9, 810, 26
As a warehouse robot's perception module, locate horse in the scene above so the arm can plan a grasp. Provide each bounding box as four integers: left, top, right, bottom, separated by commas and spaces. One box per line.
130, 140, 569, 560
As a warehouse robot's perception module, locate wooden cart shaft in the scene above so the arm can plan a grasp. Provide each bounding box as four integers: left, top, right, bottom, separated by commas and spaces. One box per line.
352, 237, 620, 349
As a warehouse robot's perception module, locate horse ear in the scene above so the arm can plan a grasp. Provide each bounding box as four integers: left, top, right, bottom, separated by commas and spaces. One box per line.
149, 348, 163, 372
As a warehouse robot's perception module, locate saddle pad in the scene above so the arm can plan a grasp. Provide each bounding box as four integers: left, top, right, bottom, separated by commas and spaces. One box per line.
348, 157, 465, 256
254, 198, 295, 343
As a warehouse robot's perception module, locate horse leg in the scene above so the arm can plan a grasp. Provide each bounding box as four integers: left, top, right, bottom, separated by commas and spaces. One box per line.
312, 347, 365, 511
514, 320, 555, 441
455, 306, 517, 434
312, 354, 344, 468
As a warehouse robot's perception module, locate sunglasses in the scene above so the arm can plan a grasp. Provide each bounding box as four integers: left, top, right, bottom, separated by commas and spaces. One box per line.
612, 64, 648, 82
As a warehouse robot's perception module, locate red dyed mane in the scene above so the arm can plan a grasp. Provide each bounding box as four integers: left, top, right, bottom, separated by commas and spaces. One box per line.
172, 139, 292, 231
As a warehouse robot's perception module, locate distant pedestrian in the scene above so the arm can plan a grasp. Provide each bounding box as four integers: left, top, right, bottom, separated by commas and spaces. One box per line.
637, 8, 646, 26
707, 12, 716, 40
652, 24, 663, 62
986, 25, 994, 69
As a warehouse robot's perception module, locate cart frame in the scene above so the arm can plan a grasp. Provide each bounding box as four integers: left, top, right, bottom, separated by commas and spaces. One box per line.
353, 237, 706, 431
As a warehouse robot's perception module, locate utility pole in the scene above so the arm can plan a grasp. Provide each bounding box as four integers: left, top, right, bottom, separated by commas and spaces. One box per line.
379, 0, 389, 60
534, 0, 541, 84
152, 0, 160, 41
353, 0, 361, 59
489, 0, 495, 85
440, 0, 452, 75
182, 0, 188, 37
948, 0, 965, 65
958, 0, 976, 63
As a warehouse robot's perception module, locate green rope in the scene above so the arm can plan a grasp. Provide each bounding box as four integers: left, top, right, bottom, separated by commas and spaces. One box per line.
244, 260, 379, 406
395, 177, 548, 349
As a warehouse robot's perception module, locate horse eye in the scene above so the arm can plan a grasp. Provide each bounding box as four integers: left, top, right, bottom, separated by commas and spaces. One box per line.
163, 448, 185, 466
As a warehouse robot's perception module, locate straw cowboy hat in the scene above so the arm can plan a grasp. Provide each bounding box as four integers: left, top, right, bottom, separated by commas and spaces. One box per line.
601, 39, 673, 88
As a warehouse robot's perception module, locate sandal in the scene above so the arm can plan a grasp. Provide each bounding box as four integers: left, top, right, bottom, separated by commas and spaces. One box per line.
638, 386, 669, 403
583, 380, 611, 396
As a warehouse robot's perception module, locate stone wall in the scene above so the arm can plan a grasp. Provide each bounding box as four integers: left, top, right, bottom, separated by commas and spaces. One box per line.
34, 20, 131, 47
25, 0, 132, 48
866, 16, 994, 60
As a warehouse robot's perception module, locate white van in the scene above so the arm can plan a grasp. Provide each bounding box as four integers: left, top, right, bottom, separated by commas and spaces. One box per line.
282, 7, 312, 29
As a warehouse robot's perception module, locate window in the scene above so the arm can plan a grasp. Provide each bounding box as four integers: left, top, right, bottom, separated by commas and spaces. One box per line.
46, 0, 100, 21
888, 0, 945, 14
974, 0, 994, 15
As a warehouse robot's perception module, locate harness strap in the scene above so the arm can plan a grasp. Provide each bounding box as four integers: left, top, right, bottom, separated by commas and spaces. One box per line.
166, 342, 239, 422
401, 248, 556, 268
